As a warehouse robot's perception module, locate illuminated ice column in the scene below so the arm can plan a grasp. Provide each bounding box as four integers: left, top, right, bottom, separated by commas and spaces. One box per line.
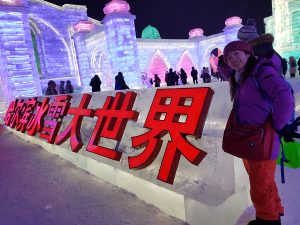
102, 0, 141, 88
72, 20, 94, 92
223, 17, 243, 43
188, 28, 206, 67
0, 0, 42, 101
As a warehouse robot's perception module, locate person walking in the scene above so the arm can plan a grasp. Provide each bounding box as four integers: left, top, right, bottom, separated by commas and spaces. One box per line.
222, 40, 295, 225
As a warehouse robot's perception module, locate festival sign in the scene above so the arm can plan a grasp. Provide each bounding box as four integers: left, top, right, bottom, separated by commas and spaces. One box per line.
4, 88, 213, 185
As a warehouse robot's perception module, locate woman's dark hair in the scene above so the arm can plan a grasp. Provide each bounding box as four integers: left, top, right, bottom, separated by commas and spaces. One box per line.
241, 54, 258, 82
230, 54, 258, 100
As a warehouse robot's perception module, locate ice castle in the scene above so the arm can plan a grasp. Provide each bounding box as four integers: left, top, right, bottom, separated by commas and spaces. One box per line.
265, 0, 300, 59
0, 0, 299, 109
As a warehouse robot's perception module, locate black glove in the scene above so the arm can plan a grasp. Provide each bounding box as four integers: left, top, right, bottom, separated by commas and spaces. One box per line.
276, 117, 300, 142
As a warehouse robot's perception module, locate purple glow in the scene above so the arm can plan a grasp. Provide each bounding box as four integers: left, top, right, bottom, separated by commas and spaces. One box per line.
103, 0, 130, 15
148, 53, 168, 84
177, 53, 195, 76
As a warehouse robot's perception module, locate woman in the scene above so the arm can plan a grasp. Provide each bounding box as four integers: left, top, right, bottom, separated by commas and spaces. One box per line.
45, 80, 58, 96
223, 41, 294, 225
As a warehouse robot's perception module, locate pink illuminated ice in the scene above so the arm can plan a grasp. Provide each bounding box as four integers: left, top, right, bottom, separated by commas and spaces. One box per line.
73, 20, 94, 33
103, 0, 130, 15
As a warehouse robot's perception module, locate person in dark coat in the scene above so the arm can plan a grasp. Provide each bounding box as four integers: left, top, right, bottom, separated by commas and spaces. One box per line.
90, 75, 102, 92
200, 67, 211, 83
173, 70, 179, 85
178, 68, 187, 85
45, 80, 58, 96
165, 70, 170, 86
281, 58, 288, 76
65, 80, 74, 93
153, 74, 161, 87
191, 67, 198, 84
115, 72, 129, 90
166, 68, 176, 86
59, 80, 65, 94
289, 56, 297, 78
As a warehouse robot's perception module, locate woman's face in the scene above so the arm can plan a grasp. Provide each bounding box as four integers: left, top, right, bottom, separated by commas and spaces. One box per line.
226, 50, 250, 72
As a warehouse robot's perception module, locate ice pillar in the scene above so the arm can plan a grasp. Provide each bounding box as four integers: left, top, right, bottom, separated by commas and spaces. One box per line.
102, 0, 141, 89
72, 20, 94, 92
223, 17, 243, 43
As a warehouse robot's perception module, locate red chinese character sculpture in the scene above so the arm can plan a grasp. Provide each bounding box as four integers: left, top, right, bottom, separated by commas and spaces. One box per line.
16, 98, 38, 133
4, 100, 18, 126
128, 88, 213, 184
9, 99, 26, 129
55, 94, 95, 152
27, 98, 50, 136
40, 95, 71, 143
87, 92, 139, 161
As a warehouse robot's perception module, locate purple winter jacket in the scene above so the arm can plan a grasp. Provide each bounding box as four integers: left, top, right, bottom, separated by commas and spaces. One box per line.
233, 59, 295, 159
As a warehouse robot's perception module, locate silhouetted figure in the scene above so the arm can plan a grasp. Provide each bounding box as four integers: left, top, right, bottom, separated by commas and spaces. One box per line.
90, 75, 102, 92
191, 67, 198, 84
45, 80, 58, 95
154, 74, 161, 87
289, 56, 297, 78
173, 70, 180, 85
115, 72, 129, 90
167, 68, 176, 86
149, 78, 153, 86
165, 70, 170, 86
59, 80, 65, 94
178, 68, 187, 84
281, 58, 288, 76
65, 80, 74, 93
200, 67, 211, 83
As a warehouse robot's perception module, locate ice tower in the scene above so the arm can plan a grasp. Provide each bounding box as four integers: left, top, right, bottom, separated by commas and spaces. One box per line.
265, 0, 300, 58
0, 0, 42, 110
102, 0, 141, 88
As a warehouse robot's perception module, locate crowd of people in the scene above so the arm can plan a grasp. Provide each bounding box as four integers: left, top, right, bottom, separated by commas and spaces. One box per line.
45, 79, 74, 96
45, 53, 299, 96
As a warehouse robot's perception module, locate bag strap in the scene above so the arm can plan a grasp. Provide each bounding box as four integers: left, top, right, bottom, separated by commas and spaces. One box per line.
255, 62, 289, 183
279, 138, 290, 184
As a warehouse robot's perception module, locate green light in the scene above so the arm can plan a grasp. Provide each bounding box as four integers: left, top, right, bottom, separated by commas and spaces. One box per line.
141, 25, 161, 39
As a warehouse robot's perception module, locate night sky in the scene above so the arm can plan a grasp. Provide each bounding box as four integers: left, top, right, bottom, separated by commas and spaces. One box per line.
46, 0, 273, 39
